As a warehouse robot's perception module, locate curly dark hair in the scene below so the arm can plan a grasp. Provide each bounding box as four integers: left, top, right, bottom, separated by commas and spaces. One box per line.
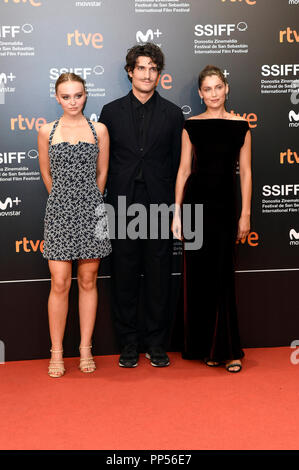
124, 43, 165, 82
198, 65, 228, 89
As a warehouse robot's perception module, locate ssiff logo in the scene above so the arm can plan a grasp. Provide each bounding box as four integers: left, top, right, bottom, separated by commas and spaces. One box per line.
261, 64, 299, 77
50, 66, 104, 80
0, 24, 33, 38
262, 184, 299, 197
195, 23, 248, 37
181, 105, 192, 115
0, 150, 38, 163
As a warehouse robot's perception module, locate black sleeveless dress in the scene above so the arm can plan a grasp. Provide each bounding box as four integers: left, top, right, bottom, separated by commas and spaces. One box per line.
181, 118, 249, 362
43, 118, 112, 261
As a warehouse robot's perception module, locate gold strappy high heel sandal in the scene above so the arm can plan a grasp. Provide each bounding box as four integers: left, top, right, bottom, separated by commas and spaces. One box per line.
79, 345, 96, 373
48, 349, 65, 378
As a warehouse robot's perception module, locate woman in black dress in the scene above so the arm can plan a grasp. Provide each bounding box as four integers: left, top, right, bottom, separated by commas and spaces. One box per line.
172, 65, 252, 372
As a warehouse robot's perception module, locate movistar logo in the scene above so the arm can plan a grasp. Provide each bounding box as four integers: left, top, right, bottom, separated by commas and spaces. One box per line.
0, 197, 21, 210
290, 228, 299, 246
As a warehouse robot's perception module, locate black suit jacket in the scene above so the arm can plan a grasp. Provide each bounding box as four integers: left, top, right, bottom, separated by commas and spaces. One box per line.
99, 91, 184, 209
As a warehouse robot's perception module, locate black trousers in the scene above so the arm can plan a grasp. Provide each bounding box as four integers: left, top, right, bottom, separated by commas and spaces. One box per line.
111, 182, 172, 349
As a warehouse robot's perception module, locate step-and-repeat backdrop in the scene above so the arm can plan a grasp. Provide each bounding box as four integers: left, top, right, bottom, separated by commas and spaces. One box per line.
0, 0, 298, 360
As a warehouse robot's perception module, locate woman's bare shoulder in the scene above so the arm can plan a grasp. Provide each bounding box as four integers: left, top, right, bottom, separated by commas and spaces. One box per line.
92, 121, 108, 134
38, 121, 55, 137
229, 114, 247, 122
187, 113, 206, 121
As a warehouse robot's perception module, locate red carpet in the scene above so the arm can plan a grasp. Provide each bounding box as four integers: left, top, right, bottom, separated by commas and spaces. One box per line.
0, 347, 298, 450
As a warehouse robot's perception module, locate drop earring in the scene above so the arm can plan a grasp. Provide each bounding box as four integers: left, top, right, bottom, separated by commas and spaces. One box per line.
201, 97, 203, 105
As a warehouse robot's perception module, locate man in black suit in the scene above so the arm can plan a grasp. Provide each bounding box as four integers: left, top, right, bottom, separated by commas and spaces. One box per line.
99, 43, 184, 367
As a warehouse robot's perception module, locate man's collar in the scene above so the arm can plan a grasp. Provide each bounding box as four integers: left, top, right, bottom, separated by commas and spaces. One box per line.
130, 90, 157, 108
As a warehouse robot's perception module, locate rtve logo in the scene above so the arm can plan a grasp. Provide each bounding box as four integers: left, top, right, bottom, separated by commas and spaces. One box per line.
230, 110, 258, 128
156, 73, 172, 90
195, 22, 248, 37
10, 115, 46, 131
15, 237, 44, 253
221, 0, 256, 4
3, 0, 41, 6
67, 30, 103, 49
279, 27, 299, 43
0, 24, 33, 38
280, 149, 299, 164
236, 231, 259, 246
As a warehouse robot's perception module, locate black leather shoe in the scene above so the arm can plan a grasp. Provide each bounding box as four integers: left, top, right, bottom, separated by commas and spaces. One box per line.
145, 347, 170, 367
119, 344, 139, 368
